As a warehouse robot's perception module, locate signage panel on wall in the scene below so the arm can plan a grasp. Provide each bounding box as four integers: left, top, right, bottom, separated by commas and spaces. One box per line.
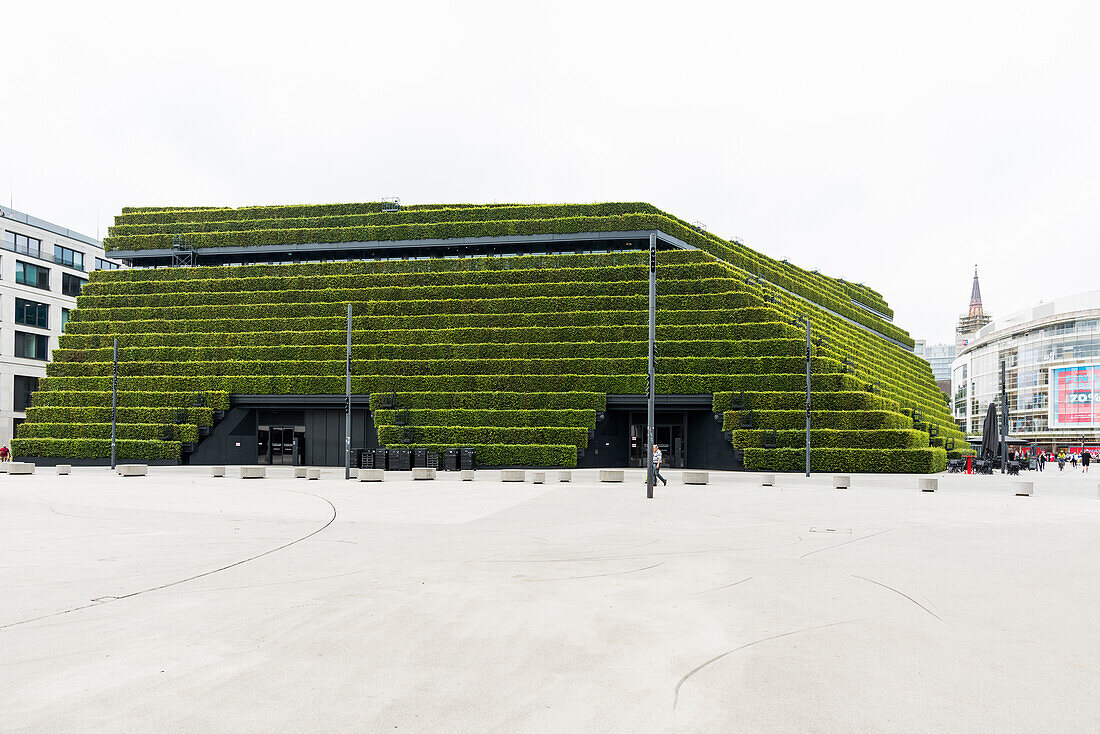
1049, 365, 1100, 428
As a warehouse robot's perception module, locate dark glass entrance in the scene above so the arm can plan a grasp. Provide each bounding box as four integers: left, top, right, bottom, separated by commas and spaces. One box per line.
629, 414, 686, 468
258, 424, 304, 464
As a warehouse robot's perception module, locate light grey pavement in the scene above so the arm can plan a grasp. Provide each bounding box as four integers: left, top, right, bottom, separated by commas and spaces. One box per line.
2, 466, 1099, 733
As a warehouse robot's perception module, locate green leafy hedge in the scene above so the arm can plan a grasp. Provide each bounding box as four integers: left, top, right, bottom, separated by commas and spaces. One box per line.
744, 447, 947, 473
10, 438, 181, 460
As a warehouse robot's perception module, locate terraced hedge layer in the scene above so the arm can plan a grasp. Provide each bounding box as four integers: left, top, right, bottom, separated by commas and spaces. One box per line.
103, 205, 912, 346
14, 204, 960, 469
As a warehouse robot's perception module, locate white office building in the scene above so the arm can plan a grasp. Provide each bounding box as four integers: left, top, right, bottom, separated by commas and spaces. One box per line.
951, 290, 1100, 452
1, 206, 122, 449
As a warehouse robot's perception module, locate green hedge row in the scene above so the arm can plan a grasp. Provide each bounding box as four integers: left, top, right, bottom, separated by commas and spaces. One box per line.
370, 391, 606, 410
18, 422, 199, 442
112, 202, 662, 228
71, 291, 760, 324
731, 428, 928, 450
57, 338, 808, 365
78, 276, 757, 311
26, 390, 231, 409
83, 260, 725, 297
744, 447, 947, 473
24, 406, 214, 425
10, 438, 181, 460
712, 390, 892, 413
59, 321, 799, 351
41, 371, 860, 396
377, 425, 589, 447
722, 410, 913, 431
48, 356, 844, 379
373, 409, 597, 429
108, 202, 664, 236
397, 443, 579, 468
63, 306, 785, 336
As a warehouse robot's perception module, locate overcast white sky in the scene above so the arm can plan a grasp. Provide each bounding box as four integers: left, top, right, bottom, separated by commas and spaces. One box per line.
4, 1, 1098, 344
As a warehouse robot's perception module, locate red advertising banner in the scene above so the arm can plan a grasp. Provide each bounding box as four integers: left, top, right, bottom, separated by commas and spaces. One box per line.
1049, 365, 1100, 427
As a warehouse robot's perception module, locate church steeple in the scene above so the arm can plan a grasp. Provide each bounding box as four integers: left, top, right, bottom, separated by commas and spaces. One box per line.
968, 265, 984, 317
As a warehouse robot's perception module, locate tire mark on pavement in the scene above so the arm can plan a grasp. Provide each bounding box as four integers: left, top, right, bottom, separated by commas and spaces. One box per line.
0, 491, 337, 632
799, 528, 892, 558
528, 561, 665, 582
852, 574, 942, 621
673, 618, 868, 708
691, 576, 752, 596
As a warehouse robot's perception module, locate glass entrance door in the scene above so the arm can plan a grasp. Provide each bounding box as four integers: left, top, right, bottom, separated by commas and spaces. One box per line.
258, 425, 304, 464
629, 422, 685, 467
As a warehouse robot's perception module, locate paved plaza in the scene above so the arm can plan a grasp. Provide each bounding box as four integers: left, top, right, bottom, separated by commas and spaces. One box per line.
2, 466, 1099, 732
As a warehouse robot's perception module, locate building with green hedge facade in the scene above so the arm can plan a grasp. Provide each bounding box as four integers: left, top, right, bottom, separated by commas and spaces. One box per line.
11, 202, 966, 472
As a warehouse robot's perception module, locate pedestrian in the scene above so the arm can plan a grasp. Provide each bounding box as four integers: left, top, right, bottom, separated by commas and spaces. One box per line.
650, 444, 667, 487
1082, 450, 1091, 474
1058, 453, 1065, 471
0, 445, 8, 462
1071, 454, 1078, 469
1038, 452, 1046, 472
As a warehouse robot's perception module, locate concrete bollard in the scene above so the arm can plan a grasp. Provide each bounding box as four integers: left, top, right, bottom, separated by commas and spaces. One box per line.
501, 470, 525, 482
1014, 481, 1033, 496
919, 477, 938, 492
211, 466, 225, 477
57, 465, 71, 475
349, 468, 358, 479
833, 475, 850, 489
117, 464, 148, 477
683, 471, 709, 485
557, 471, 572, 482
294, 467, 308, 478
358, 469, 384, 482
531, 471, 546, 484
412, 467, 436, 480
599, 469, 624, 482
241, 466, 266, 479
8, 462, 34, 475
307, 468, 321, 480
460, 470, 475, 481
761, 474, 775, 487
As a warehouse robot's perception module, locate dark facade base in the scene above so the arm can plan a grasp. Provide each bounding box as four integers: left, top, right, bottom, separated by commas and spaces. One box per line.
15, 457, 180, 467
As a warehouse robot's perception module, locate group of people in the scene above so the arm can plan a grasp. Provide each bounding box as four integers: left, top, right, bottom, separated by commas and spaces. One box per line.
1034, 449, 1091, 473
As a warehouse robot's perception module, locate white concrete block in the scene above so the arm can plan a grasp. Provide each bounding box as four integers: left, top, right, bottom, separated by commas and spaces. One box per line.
531, 471, 546, 484
211, 466, 225, 477
599, 469, 624, 483
1014, 481, 1033, 496
761, 474, 775, 487
350, 468, 358, 479
0, 463, 7, 473
501, 470, 525, 482
833, 475, 850, 489
683, 471, 709, 485
358, 469, 384, 482
57, 465, 71, 475
7, 462, 34, 475
307, 468, 321, 480
460, 470, 475, 481
919, 477, 938, 492
117, 464, 148, 477
557, 471, 572, 482
294, 467, 308, 478
240, 466, 266, 479
412, 467, 436, 480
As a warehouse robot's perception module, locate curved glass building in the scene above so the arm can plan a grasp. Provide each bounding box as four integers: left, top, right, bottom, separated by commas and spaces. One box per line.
951, 290, 1100, 451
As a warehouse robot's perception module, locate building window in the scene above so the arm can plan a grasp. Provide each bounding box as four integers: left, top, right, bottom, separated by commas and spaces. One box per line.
15, 331, 50, 360
61, 272, 86, 297
54, 245, 85, 270
4, 230, 42, 258
15, 261, 50, 289
14, 375, 39, 411
95, 257, 120, 271
61, 308, 70, 332
15, 298, 49, 329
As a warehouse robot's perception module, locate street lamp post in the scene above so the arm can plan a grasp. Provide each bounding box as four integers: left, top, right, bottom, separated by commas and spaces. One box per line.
345, 304, 352, 480
111, 338, 118, 471
646, 232, 656, 499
